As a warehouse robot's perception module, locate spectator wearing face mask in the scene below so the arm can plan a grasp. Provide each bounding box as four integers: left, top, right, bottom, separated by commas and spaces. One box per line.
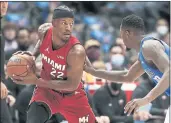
92, 81, 136, 123
85, 39, 101, 63
148, 18, 169, 44
105, 45, 127, 71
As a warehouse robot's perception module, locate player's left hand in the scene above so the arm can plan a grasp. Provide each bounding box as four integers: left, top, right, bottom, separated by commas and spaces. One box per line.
100, 116, 110, 123
6, 95, 16, 107
124, 98, 150, 115
11, 73, 38, 85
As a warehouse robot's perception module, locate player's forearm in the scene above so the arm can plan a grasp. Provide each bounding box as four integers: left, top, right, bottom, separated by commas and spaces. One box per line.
87, 68, 128, 83
36, 78, 78, 91
32, 40, 41, 57
144, 68, 170, 102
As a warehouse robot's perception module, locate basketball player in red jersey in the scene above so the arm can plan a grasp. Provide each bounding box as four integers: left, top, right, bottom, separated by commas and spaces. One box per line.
12, 5, 97, 123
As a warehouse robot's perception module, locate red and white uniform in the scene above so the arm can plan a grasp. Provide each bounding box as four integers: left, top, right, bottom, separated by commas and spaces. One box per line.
30, 27, 96, 123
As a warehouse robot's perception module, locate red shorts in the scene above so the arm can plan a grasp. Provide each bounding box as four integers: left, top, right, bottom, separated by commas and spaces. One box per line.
30, 85, 96, 123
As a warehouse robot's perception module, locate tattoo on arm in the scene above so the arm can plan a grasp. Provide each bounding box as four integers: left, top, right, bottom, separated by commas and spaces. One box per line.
32, 23, 52, 57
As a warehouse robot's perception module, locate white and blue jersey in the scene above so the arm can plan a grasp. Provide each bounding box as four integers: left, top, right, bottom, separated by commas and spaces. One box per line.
139, 36, 170, 96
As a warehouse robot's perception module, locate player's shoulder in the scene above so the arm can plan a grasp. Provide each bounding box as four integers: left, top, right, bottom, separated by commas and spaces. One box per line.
142, 39, 165, 58
69, 44, 85, 56
142, 39, 164, 52
38, 23, 52, 36
67, 43, 85, 63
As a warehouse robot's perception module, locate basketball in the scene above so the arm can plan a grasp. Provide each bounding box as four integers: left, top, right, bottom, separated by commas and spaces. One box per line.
6, 54, 36, 80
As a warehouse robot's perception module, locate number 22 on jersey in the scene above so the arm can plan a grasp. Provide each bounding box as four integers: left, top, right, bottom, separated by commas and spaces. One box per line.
50, 68, 64, 79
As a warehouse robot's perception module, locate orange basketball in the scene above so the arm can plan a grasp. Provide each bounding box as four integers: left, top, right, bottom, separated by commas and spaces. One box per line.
6, 54, 36, 80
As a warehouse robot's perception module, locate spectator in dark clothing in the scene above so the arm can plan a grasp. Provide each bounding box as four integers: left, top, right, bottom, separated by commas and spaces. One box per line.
1, 2, 13, 123
15, 85, 62, 123
92, 82, 134, 123
2, 23, 18, 61
132, 75, 170, 123
15, 85, 35, 123
16, 28, 30, 51
4, 27, 30, 121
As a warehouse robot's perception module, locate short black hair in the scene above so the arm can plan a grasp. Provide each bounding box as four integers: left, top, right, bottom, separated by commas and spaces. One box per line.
55, 5, 73, 12
53, 5, 74, 19
121, 14, 145, 31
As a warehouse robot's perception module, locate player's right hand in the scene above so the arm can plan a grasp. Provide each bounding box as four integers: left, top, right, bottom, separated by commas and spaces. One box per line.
83, 56, 94, 73
1, 82, 8, 99
13, 51, 35, 60
13, 51, 33, 56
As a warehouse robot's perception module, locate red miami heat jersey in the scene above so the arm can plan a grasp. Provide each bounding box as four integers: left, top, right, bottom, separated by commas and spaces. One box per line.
31, 27, 96, 122
39, 27, 81, 91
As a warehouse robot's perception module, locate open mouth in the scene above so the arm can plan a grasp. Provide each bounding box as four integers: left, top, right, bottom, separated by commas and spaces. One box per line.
64, 33, 71, 35
64, 34, 71, 37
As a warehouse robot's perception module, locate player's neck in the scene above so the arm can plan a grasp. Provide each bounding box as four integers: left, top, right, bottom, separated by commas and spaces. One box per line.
52, 32, 65, 50
134, 35, 144, 52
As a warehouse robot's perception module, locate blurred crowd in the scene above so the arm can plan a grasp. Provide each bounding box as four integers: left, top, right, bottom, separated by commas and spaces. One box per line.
1, 1, 170, 123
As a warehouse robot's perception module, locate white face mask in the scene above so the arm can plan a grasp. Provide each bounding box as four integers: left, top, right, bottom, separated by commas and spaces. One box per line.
157, 26, 168, 36
111, 54, 125, 67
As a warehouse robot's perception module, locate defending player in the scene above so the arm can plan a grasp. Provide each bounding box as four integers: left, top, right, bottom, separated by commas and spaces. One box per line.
84, 14, 170, 123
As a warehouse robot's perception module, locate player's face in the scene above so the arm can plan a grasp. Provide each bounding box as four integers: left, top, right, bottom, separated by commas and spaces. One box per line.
53, 18, 74, 42
120, 28, 133, 48
0, 2, 8, 17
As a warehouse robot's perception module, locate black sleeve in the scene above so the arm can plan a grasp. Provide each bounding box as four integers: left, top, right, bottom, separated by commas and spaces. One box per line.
110, 92, 134, 123
0, 28, 5, 82
132, 86, 147, 99
86, 91, 93, 108
111, 116, 133, 123
92, 90, 134, 123
149, 95, 167, 116
92, 92, 101, 116
150, 108, 165, 116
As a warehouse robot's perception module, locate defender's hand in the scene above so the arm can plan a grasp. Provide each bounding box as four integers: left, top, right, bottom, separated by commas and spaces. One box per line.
124, 98, 150, 115
84, 56, 94, 73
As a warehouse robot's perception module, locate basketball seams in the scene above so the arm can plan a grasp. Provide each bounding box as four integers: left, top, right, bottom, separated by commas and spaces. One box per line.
7, 65, 28, 76
17, 55, 34, 66
7, 65, 28, 67
7, 54, 35, 78
13, 70, 29, 77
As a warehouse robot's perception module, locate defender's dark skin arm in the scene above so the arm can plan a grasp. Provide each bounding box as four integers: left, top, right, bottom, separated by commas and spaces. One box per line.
124, 40, 170, 115
35, 45, 86, 91
85, 57, 145, 83
141, 40, 170, 102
